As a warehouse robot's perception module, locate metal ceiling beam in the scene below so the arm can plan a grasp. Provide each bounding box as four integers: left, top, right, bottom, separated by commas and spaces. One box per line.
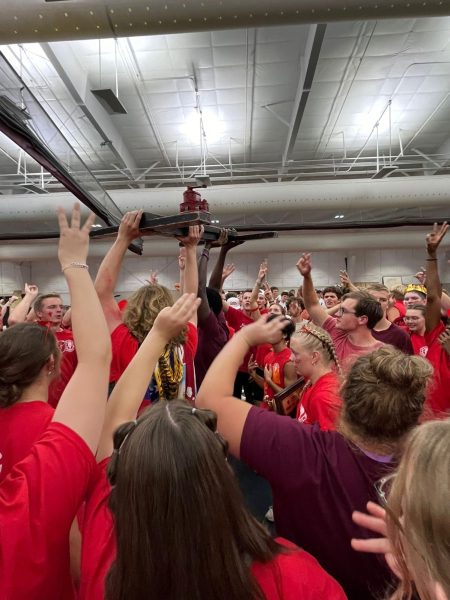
1, 1, 449, 45
282, 24, 327, 166
40, 42, 137, 172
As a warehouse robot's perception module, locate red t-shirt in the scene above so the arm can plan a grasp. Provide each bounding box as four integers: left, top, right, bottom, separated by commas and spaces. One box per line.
37, 324, 78, 408
391, 300, 406, 326
79, 462, 345, 600
263, 347, 293, 401
109, 322, 198, 403
225, 306, 255, 373
296, 372, 342, 430
323, 317, 384, 373
422, 322, 450, 418
0, 423, 96, 600
411, 331, 428, 357
0, 401, 54, 483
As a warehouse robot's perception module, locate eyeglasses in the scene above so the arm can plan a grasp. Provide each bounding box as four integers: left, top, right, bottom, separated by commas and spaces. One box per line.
336, 307, 356, 316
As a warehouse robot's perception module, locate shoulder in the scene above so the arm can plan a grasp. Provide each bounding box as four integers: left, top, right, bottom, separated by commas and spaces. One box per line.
252, 540, 346, 599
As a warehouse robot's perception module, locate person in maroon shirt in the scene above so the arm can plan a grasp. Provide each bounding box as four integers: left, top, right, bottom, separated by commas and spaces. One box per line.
196, 316, 433, 600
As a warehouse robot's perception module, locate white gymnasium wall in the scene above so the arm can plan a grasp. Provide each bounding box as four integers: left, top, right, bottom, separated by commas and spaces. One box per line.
2, 247, 447, 303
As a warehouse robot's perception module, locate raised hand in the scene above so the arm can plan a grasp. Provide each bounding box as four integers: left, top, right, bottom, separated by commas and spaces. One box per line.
296, 253, 312, 277
222, 263, 235, 280
258, 262, 268, 282
117, 210, 143, 243
176, 224, 204, 247
146, 270, 159, 285
426, 222, 448, 255
57, 203, 95, 270
152, 293, 201, 341
240, 314, 287, 347
414, 267, 427, 285
24, 283, 39, 299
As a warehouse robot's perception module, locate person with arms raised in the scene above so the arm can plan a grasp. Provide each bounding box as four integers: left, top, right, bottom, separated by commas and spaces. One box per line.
0, 203, 111, 600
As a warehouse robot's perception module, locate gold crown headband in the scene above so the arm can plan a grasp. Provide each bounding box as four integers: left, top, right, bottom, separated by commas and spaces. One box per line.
404, 284, 427, 295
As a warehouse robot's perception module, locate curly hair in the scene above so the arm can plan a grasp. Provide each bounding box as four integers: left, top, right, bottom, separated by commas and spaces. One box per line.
123, 285, 186, 347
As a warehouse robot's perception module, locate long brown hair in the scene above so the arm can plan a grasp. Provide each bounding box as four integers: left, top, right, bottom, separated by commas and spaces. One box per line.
0, 323, 59, 407
386, 420, 450, 600
106, 401, 284, 600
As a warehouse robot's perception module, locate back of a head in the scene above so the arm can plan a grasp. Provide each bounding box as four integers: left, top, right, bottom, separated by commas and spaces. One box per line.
390, 286, 405, 302
343, 291, 384, 329
123, 284, 185, 345
386, 420, 450, 600
106, 400, 279, 600
340, 346, 433, 448
0, 323, 58, 408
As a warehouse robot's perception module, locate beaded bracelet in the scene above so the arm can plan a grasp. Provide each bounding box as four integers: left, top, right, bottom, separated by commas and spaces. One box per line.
62, 262, 89, 272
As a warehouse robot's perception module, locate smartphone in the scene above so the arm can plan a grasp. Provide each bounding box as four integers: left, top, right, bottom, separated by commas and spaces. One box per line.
255, 366, 265, 378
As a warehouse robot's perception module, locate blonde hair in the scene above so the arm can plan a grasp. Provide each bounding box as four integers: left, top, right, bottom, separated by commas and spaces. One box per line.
339, 347, 433, 449
293, 324, 342, 376
386, 419, 450, 600
123, 284, 187, 400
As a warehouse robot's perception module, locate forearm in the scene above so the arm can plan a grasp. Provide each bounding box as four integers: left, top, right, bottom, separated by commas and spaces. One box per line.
97, 329, 167, 460
8, 296, 33, 325
183, 245, 199, 295
197, 249, 211, 322
266, 379, 283, 394
441, 291, 450, 311
250, 276, 262, 308
252, 373, 265, 389
209, 247, 227, 290
94, 237, 128, 298
302, 273, 320, 309
425, 254, 441, 301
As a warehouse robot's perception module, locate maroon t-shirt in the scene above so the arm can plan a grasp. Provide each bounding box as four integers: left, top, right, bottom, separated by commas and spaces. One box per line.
240, 407, 394, 600
372, 322, 413, 355
195, 310, 229, 387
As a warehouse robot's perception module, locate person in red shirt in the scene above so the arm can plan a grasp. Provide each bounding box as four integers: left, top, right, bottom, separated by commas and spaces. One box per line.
405, 304, 427, 356
0, 323, 58, 482
415, 221, 450, 418
290, 324, 343, 430
387, 286, 407, 325
9, 286, 78, 408
0, 203, 111, 600
248, 315, 296, 411
95, 210, 200, 405
79, 293, 345, 600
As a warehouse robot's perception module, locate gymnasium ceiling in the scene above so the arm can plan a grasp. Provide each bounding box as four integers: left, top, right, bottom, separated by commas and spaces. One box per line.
0, 0, 450, 251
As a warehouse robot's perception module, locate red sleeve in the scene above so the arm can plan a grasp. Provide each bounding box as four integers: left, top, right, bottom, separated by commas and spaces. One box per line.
0, 423, 96, 599
225, 305, 245, 330
80, 459, 116, 600
311, 389, 341, 431
185, 321, 198, 357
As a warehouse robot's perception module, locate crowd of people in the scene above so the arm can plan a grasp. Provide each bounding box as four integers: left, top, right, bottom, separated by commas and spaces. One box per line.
0, 205, 449, 600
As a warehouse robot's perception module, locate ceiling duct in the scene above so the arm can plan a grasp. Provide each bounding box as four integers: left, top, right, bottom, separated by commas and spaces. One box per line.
1, 0, 449, 44
91, 89, 127, 115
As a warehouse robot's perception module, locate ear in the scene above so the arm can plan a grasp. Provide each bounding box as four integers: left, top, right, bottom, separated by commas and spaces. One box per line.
357, 314, 368, 326
45, 354, 56, 375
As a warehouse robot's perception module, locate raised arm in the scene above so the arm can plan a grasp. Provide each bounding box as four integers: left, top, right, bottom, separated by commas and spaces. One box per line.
248, 262, 266, 319
94, 210, 142, 333
296, 253, 330, 328
196, 315, 288, 457
176, 225, 202, 324
208, 237, 243, 290
53, 203, 112, 453
424, 222, 448, 332
340, 270, 359, 293
96, 293, 200, 461
197, 242, 212, 325
8, 284, 38, 326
